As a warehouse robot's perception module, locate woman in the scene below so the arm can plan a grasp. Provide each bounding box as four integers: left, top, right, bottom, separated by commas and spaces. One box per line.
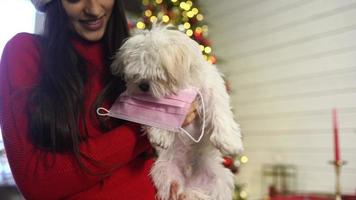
0, 0, 195, 199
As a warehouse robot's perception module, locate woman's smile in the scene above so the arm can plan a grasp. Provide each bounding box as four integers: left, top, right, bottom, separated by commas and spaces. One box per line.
79, 16, 105, 31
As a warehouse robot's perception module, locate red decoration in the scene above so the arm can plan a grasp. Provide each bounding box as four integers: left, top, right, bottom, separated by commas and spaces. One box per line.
194, 30, 202, 38
191, 17, 198, 24
210, 55, 217, 64
201, 39, 211, 46
127, 20, 135, 29
223, 157, 233, 168
332, 108, 340, 162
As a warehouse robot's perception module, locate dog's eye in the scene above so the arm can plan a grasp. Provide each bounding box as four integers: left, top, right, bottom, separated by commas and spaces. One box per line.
132, 74, 141, 81
126, 74, 140, 81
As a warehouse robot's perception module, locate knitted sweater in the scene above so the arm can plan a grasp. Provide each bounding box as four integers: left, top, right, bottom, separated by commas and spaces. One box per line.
0, 33, 156, 200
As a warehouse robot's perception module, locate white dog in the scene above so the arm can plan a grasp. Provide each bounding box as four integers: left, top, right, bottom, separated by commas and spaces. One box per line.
111, 26, 243, 200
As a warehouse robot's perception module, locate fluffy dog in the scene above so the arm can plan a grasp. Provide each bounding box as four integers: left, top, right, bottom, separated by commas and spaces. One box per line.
111, 26, 243, 200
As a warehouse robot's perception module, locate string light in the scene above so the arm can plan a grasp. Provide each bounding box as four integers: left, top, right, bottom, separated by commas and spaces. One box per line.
136, 21, 146, 29
150, 16, 158, 23
199, 45, 205, 52
187, 11, 195, 18
182, 11, 188, 18
196, 14, 204, 21
195, 27, 202, 34
240, 191, 248, 199
183, 22, 191, 29
185, 4, 192, 11
240, 155, 248, 164
162, 15, 170, 23
186, 29, 193, 36
155, 0, 163, 4
179, 2, 186, 9
157, 11, 164, 18
144, 10, 152, 17
186, 1, 193, 7
142, 0, 149, 6
171, 0, 178, 2
204, 46, 212, 54
203, 55, 208, 60
180, 2, 191, 11
202, 25, 209, 33
192, 8, 199, 15
181, 11, 189, 22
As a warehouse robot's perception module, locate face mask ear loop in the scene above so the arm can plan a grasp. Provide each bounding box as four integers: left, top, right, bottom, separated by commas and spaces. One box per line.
179, 90, 205, 143
96, 107, 110, 116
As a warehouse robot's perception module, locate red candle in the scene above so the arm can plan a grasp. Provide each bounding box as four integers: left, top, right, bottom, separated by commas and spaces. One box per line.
332, 108, 340, 162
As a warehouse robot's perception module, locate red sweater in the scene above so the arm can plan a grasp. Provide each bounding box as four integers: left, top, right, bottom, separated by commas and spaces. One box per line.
0, 33, 156, 200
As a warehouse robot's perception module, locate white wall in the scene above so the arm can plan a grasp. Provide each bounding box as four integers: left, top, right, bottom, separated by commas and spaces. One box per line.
34, 12, 46, 34
0, 0, 36, 56
200, 0, 356, 198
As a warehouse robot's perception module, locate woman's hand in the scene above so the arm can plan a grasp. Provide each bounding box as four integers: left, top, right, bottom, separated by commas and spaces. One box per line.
182, 101, 198, 127
169, 182, 186, 200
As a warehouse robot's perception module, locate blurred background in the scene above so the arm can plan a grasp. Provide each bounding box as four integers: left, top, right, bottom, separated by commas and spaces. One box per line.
0, 0, 355, 199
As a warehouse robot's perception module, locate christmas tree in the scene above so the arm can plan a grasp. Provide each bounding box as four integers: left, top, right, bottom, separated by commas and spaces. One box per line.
128, 0, 216, 64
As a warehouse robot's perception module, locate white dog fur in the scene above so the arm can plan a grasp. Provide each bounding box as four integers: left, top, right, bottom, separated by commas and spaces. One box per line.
111, 26, 243, 200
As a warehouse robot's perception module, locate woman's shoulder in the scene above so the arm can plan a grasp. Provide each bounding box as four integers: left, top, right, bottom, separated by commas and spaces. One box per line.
4, 32, 40, 54
1, 32, 42, 88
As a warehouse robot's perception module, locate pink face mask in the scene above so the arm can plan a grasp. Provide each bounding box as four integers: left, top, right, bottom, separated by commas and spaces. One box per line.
97, 88, 206, 143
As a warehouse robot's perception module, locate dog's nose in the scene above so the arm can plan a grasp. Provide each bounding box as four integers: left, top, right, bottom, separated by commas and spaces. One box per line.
139, 82, 150, 92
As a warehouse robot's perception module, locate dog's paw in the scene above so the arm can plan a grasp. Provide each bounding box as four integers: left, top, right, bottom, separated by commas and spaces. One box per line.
210, 134, 243, 156
147, 128, 175, 149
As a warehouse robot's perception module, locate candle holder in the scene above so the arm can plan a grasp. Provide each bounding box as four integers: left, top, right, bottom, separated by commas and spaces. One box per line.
329, 160, 347, 200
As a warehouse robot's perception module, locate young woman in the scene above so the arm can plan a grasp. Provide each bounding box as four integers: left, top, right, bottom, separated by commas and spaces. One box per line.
0, 0, 195, 199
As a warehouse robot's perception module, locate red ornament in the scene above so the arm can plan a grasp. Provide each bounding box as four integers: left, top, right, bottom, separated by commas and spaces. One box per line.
194, 32, 203, 42
127, 20, 135, 30
190, 17, 198, 24
202, 39, 211, 46
194, 30, 202, 38
223, 157, 233, 168
167, 10, 174, 18
210, 55, 217, 64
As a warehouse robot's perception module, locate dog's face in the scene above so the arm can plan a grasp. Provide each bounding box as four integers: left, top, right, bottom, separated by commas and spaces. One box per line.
111, 27, 204, 97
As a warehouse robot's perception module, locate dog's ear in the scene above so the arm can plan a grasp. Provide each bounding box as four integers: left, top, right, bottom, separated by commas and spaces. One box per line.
110, 49, 125, 77
111, 34, 150, 78
168, 30, 206, 78
158, 35, 192, 85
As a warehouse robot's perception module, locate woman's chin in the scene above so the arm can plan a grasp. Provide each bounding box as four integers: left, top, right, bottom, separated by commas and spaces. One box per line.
76, 28, 106, 42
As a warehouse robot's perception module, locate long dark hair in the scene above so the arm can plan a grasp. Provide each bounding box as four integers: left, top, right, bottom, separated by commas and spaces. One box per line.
29, 0, 129, 158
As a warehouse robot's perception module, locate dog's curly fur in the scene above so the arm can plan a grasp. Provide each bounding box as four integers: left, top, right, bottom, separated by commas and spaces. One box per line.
111, 26, 243, 200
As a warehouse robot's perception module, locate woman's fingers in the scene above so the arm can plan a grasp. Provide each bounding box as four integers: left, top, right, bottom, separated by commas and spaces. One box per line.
178, 193, 186, 200
182, 101, 198, 127
188, 100, 198, 113
182, 111, 196, 127
169, 182, 178, 200
169, 182, 186, 200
